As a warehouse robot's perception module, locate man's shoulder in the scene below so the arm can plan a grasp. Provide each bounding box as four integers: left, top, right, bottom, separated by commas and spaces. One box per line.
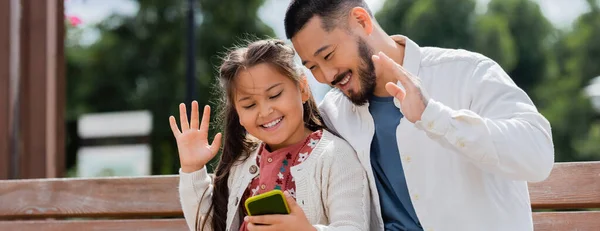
318, 88, 350, 111
419, 46, 490, 68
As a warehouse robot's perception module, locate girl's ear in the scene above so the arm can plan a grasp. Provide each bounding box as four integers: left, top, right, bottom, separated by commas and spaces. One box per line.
300, 75, 310, 103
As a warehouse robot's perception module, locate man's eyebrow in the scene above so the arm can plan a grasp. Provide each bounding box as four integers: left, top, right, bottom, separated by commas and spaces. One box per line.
302, 44, 331, 65
313, 44, 331, 57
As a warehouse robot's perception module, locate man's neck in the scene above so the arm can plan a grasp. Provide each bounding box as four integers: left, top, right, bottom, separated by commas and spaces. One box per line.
373, 34, 406, 97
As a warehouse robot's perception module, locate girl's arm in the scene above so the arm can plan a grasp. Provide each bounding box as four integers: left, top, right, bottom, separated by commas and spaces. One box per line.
169, 102, 222, 231
179, 167, 214, 231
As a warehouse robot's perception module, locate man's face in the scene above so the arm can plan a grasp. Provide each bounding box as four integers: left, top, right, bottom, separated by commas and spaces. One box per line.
292, 16, 376, 106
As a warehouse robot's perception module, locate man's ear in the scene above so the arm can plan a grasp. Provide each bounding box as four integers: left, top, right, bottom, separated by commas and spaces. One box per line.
300, 75, 311, 103
349, 7, 374, 35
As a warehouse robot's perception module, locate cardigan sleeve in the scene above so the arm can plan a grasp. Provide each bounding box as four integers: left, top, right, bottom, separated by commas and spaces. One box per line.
178, 167, 214, 231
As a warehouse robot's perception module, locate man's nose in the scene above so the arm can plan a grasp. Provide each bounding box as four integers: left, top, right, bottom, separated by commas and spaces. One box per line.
321, 66, 338, 86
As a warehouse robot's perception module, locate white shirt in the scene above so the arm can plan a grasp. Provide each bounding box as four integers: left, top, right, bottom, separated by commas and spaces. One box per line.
178, 130, 381, 231
318, 35, 555, 231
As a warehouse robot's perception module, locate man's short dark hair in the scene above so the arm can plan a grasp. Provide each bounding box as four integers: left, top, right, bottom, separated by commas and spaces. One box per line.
284, 0, 373, 39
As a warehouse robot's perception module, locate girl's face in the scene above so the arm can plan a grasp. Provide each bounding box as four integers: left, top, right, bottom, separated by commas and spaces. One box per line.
234, 63, 310, 151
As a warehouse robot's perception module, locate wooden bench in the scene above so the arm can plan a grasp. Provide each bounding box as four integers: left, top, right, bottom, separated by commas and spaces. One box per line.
0, 162, 598, 230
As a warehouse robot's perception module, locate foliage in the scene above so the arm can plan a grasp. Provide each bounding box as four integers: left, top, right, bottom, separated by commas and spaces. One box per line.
65, 0, 275, 175
66, 0, 600, 176
377, 0, 600, 161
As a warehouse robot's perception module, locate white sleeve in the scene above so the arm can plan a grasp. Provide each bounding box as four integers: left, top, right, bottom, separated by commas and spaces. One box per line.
416, 59, 554, 182
178, 167, 214, 231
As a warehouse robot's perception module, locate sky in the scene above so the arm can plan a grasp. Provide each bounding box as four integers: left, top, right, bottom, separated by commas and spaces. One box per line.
64, 0, 594, 101
65, 0, 592, 38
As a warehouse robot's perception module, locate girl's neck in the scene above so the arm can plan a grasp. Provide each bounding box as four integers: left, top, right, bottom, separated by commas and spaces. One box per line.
265, 126, 313, 152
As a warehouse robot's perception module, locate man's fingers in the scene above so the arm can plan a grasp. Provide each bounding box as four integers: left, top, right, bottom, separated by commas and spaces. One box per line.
385, 82, 406, 102
372, 54, 386, 79
376, 51, 413, 88
179, 103, 189, 131
168, 116, 181, 137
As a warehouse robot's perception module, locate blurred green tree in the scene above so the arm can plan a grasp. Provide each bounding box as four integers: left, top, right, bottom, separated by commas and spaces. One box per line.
377, 0, 476, 50
65, 0, 275, 175
376, 0, 600, 161
485, 0, 553, 95
472, 14, 517, 71
536, 0, 600, 161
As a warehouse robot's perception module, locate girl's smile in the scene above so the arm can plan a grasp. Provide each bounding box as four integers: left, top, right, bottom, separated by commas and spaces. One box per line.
234, 63, 311, 151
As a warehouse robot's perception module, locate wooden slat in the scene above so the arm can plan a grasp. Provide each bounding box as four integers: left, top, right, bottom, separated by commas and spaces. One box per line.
0, 176, 182, 219
0, 0, 11, 180
17, 0, 65, 179
54, 0, 66, 179
1, 162, 599, 220
533, 211, 600, 231
529, 162, 600, 209
2, 214, 599, 231
0, 218, 188, 231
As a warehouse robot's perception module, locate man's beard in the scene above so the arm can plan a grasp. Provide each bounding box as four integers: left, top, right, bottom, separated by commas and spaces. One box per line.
346, 37, 377, 106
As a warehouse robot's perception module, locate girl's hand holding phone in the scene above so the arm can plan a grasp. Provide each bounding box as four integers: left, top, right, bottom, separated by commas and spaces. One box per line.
245, 192, 316, 231
169, 101, 222, 173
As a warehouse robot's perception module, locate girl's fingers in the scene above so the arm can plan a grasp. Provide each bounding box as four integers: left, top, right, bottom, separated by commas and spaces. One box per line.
210, 133, 222, 156
190, 101, 200, 130
199, 105, 211, 139
179, 103, 190, 131
168, 116, 181, 137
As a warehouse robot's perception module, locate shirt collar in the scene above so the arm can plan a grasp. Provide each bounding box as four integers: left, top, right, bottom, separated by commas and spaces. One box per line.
390, 35, 422, 77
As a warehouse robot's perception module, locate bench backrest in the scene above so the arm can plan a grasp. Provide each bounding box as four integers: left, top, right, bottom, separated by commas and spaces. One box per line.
0, 162, 599, 230
528, 162, 600, 230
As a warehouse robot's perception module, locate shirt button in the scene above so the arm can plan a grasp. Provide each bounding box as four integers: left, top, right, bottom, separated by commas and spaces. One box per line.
413, 194, 420, 201
249, 165, 258, 174
267, 157, 273, 163
427, 121, 434, 129
403, 155, 412, 163
393, 98, 401, 108
260, 184, 266, 190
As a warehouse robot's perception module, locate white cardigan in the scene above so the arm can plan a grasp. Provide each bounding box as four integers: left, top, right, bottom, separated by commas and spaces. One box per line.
178, 130, 380, 231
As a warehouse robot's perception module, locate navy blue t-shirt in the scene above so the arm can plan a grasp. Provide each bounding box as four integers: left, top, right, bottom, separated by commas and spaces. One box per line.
369, 95, 422, 231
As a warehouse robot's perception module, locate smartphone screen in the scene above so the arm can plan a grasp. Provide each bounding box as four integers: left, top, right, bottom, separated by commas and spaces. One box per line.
245, 190, 290, 216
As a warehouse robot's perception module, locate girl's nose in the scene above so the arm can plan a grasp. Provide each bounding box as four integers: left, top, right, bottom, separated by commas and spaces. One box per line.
259, 103, 273, 117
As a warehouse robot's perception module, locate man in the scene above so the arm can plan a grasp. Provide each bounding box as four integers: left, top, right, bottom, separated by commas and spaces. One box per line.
283, 0, 555, 230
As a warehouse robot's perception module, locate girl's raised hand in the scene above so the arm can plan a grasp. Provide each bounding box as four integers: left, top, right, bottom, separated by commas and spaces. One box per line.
169, 101, 222, 173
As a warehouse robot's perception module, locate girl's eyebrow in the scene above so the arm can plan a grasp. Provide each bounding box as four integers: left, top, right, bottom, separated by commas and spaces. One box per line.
266, 83, 283, 91
237, 82, 283, 102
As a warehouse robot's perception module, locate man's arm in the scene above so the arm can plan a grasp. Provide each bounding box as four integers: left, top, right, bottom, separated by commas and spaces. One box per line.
416, 59, 554, 182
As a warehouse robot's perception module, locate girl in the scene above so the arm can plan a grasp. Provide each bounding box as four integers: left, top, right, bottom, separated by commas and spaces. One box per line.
170, 39, 371, 231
